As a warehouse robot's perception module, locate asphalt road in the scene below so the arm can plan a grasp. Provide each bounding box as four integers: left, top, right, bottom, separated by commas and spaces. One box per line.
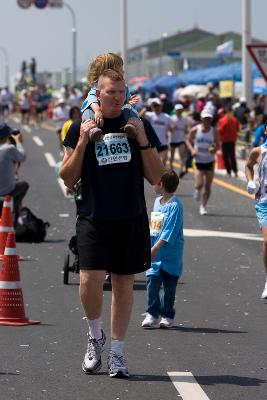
0, 118, 266, 400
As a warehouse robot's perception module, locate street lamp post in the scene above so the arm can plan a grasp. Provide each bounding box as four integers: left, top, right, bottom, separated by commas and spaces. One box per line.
159, 32, 168, 76
242, 0, 252, 107
0, 47, 10, 87
121, 0, 128, 80
63, 2, 77, 85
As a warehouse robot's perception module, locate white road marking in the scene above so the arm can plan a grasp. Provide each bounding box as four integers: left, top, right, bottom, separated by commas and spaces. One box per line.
44, 152, 56, 167
23, 125, 32, 133
57, 178, 68, 198
59, 213, 70, 218
13, 117, 20, 123
168, 372, 210, 400
32, 136, 44, 146
184, 229, 262, 241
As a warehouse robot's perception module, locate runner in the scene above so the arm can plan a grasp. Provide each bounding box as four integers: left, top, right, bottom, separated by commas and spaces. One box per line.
186, 109, 219, 215
245, 122, 267, 299
144, 98, 174, 166
59, 69, 164, 378
169, 104, 188, 176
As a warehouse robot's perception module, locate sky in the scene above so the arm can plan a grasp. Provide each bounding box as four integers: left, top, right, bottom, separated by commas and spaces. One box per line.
0, 0, 267, 86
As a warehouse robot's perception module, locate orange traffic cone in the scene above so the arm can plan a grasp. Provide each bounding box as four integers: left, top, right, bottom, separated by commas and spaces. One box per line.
0, 232, 40, 326
216, 148, 225, 170
0, 196, 14, 260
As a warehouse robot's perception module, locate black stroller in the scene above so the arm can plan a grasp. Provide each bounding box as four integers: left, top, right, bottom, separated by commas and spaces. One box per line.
63, 235, 79, 285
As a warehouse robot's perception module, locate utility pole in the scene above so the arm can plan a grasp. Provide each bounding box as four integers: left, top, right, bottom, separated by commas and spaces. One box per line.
242, 0, 252, 107
121, 0, 128, 80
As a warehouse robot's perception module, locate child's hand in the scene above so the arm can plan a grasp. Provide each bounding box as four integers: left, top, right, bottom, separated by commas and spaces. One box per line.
129, 94, 139, 106
95, 110, 104, 127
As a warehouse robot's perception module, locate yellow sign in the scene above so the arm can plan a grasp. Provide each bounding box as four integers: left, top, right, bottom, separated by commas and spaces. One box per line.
219, 80, 234, 98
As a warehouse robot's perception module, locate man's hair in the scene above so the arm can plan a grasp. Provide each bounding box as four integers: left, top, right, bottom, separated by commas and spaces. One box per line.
97, 69, 124, 89
160, 170, 179, 193
87, 53, 123, 87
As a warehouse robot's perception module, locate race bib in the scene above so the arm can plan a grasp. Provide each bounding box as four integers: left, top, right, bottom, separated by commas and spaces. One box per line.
95, 132, 131, 166
150, 212, 164, 236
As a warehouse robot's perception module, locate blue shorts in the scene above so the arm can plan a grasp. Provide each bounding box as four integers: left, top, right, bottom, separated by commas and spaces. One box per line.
255, 202, 267, 228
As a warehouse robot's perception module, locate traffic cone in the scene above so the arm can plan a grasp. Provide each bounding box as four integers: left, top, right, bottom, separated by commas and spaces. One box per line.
216, 148, 225, 170
0, 196, 14, 260
0, 232, 40, 326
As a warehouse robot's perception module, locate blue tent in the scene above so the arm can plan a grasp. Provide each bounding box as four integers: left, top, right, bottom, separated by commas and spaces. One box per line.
141, 62, 263, 95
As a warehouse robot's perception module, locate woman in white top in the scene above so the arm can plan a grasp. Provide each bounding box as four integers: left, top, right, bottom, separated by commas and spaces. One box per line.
169, 104, 188, 176
186, 110, 219, 215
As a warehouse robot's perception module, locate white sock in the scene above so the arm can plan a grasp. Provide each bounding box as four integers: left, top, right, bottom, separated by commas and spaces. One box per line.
110, 339, 124, 356
86, 318, 102, 340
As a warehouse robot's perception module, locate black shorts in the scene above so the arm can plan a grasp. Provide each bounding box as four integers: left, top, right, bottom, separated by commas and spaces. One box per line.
76, 213, 151, 275
170, 142, 185, 148
195, 161, 214, 171
158, 145, 168, 152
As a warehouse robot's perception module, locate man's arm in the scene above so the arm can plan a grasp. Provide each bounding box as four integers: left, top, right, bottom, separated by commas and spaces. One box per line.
59, 120, 94, 188
130, 119, 165, 184
245, 147, 260, 182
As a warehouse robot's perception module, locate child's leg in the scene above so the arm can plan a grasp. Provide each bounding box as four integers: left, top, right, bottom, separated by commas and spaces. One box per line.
121, 106, 140, 139
82, 109, 102, 142
146, 275, 162, 318
160, 270, 178, 320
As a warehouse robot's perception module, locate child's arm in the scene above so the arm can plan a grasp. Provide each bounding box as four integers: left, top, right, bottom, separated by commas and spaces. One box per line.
151, 239, 165, 260
82, 86, 104, 127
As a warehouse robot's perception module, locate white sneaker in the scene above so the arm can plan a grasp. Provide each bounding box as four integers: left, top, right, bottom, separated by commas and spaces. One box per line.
142, 313, 160, 328
82, 330, 106, 374
193, 189, 201, 201
159, 317, 174, 328
199, 204, 207, 215
261, 286, 267, 299
107, 351, 130, 378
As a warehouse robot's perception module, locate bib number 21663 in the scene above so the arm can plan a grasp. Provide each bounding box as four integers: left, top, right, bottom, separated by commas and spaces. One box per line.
95, 132, 131, 166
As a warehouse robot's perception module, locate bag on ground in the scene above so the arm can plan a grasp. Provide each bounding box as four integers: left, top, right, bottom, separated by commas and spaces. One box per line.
15, 206, 50, 243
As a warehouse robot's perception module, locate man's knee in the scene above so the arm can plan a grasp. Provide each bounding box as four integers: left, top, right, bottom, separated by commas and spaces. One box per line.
80, 270, 105, 290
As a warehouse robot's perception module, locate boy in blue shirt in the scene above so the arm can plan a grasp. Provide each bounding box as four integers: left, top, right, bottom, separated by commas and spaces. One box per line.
142, 170, 184, 328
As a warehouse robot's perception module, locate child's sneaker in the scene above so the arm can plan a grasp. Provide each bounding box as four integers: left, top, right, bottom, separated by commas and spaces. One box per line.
141, 313, 160, 328
89, 127, 102, 142
159, 317, 174, 329
123, 123, 137, 139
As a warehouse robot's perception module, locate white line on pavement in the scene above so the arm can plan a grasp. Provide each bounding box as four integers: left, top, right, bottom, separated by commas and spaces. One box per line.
57, 178, 68, 198
13, 117, 20, 123
44, 152, 56, 167
32, 136, 44, 146
184, 228, 262, 241
168, 372, 210, 400
23, 125, 32, 133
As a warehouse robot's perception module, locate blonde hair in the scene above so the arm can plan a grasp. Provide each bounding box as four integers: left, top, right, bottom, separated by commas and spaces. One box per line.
87, 53, 123, 87
97, 69, 124, 89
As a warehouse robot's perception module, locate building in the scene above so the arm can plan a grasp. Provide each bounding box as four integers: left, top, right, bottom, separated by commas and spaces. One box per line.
127, 28, 263, 79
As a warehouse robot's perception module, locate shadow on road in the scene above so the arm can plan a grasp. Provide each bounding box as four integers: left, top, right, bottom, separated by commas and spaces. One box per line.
170, 326, 247, 334
196, 375, 266, 387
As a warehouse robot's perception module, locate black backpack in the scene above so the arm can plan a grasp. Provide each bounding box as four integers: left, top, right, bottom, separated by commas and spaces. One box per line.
15, 207, 50, 243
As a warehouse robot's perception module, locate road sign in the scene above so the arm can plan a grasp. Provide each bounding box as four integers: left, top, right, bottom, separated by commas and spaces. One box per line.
247, 44, 267, 82
33, 0, 48, 9
48, 0, 63, 7
17, 0, 32, 9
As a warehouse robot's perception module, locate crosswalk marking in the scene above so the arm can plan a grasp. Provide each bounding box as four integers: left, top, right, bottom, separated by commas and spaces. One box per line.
44, 152, 56, 167
32, 136, 44, 146
168, 372, 210, 400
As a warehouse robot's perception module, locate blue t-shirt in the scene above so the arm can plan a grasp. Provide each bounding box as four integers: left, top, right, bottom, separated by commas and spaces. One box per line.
253, 123, 265, 147
146, 196, 184, 277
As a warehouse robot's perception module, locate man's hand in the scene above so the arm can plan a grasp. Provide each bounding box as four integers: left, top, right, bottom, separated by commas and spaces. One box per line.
94, 110, 104, 127
247, 180, 256, 194
13, 132, 23, 144
79, 120, 97, 146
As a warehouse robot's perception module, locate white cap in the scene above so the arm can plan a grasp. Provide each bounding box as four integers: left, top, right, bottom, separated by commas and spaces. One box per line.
150, 97, 162, 106
239, 96, 246, 103
201, 110, 213, 119
56, 97, 65, 105
174, 103, 184, 111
